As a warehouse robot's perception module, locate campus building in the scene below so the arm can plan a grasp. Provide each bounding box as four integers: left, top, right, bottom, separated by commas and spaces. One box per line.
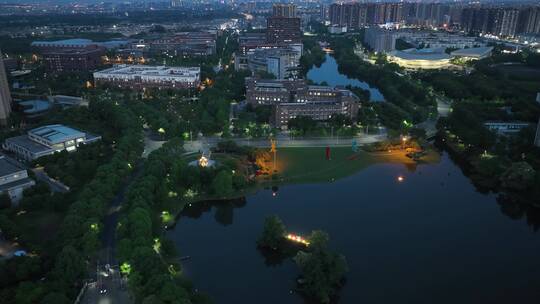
245, 46, 302, 79
387, 48, 451, 70
42, 45, 105, 73
93, 65, 201, 90
0, 50, 12, 126
450, 47, 494, 61
31, 38, 133, 73
484, 121, 531, 134
3, 124, 101, 161
0, 155, 35, 204
149, 31, 217, 56
245, 78, 360, 128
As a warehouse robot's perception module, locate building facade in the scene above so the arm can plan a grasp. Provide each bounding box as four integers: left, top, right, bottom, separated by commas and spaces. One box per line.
0, 155, 35, 204
364, 27, 397, 53
42, 45, 105, 73
93, 65, 201, 90
0, 50, 11, 126
3, 124, 101, 161
150, 31, 217, 56
272, 3, 297, 18
266, 16, 302, 44
245, 78, 360, 128
246, 46, 302, 79
387, 48, 451, 70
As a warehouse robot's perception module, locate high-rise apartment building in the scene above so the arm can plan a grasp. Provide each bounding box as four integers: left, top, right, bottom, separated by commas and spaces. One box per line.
329, 3, 367, 29
0, 50, 12, 126
266, 4, 302, 44
493, 8, 519, 37
272, 3, 297, 18
364, 27, 396, 53
519, 7, 540, 34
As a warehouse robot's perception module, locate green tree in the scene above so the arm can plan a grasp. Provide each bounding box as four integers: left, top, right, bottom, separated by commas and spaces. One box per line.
308, 230, 329, 251
500, 162, 536, 191
52, 245, 87, 287
42, 292, 71, 304
294, 249, 348, 303
212, 170, 233, 197
257, 215, 286, 250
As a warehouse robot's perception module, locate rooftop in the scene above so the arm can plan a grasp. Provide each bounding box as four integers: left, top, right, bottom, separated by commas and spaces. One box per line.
390, 48, 451, 61
0, 156, 26, 177
4, 135, 52, 154
32, 38, 94, 47
18, 99, 51, 114
32, 39, 130, 50
94, 65, 200, 77
451, 47, 494, 57
29, 124, 85, 144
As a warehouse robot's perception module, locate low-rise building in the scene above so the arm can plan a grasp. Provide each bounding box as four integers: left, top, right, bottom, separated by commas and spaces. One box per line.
41, 45, 105, 73
274, 100, 359, 128
246, 47, 301, 79
245, 78, 360, 128
3, 124, 101, 161
484, 121, 531, 134
450, 47, 494, 61
387, 48, 452, 70
93, 65, 201, 90
150, 31, 217, 56
0, 155, 35, 205
31, 38, 129, 52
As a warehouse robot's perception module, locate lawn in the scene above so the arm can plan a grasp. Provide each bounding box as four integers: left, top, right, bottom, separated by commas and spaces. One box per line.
261, 147, 439, 185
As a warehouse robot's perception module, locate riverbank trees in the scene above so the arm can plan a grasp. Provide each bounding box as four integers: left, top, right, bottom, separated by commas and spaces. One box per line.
328, 36, 436, 131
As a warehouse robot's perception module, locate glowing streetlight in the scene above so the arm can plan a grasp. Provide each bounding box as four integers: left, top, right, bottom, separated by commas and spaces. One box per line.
397, 176, 404, 182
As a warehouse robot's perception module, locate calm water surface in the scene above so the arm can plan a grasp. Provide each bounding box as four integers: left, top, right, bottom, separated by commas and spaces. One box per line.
168, 153, 540, 303
307, 54, 385, 102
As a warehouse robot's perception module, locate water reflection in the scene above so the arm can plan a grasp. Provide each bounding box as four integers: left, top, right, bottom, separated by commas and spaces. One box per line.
497, 194, 540, 231
257, 242, 300, 267
170, 153, 540, 304
307, 55, 385, 102
181, 197, 247, 226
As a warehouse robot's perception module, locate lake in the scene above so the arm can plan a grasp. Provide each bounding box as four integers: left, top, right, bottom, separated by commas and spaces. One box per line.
307, 54, 385, 102
168, 153, 540, 304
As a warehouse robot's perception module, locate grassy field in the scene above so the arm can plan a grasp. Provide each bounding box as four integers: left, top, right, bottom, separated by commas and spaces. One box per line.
260, 147, 440, 185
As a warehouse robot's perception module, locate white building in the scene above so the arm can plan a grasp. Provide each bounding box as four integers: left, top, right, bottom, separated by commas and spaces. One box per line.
0, 155, 35, 204
484, 121, 531, 134
3, 124, 101, 161
450, 47, 494, 61
246, 46, 302, 79
387, 48, 451, 70
93, 65, 201, 89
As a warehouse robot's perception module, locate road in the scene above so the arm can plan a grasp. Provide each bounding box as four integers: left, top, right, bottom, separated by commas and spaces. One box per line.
142, 131, 166, 158
78, 163, 142, 304
31, 167, 70, 193
184, 132, 387, 153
